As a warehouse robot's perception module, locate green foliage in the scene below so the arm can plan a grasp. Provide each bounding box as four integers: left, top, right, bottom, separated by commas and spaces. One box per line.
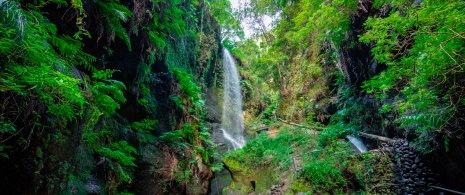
97, 140, 137, 192
0, 2, 86, 122
231, 0, 356, 125
160, 130, 184, 147
172, 68, 202, 106
208, 0, 244, 41
132, 119, 157, 133
70, 0, 90, 39
93, 0, 133, 51
146, 0, 189, 52
89, 79, 127, 116
301, 160, 346, 190
296, 138, 356, 193
170, 94, 185, 110
360, 0, 465, 152
293, 0, 356, 45
223, 125, 374, 193
223, 127, 316, 170
1, 0, 223, 193
318, 123, 351, 148
98, 141, 137, 167
48, 35, 97, 71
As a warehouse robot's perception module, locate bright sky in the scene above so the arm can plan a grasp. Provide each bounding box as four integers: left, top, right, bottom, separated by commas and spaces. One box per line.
228, 0, 274, 38
229, 0, 240, 10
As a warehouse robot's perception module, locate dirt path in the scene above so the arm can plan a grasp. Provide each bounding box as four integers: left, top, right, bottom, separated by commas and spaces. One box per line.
267, 129, 279, 137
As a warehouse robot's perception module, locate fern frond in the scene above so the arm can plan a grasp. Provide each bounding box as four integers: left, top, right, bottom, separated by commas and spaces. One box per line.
105, 79, 126, 89
0, 23, 16, 55
71, 0, 84, 13
111, 3, 132, 22
148, 31, 166, 49
0, 0, 26, 40
113, 24, 132, 51
48, 35, 78, 56
95, 1, 133, 51
48, 35, 97, 71
94, 82, 125, 101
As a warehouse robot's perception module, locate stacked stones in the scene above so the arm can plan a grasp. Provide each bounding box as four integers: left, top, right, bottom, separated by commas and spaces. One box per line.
381, 139, 439, 194
269, 185, 281, 195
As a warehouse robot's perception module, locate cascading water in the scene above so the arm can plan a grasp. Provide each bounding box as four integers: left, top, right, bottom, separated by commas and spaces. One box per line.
221, 48, 246, 150
346, 135, 368, 153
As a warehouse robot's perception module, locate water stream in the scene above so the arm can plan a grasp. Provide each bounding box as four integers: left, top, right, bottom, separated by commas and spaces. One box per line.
346, 135, 368, 153
221, 48, 246, 150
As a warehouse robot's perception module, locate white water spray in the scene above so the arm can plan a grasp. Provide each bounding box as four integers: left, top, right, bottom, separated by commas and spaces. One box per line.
221, 48, 246, 150
346, 135, 368, 153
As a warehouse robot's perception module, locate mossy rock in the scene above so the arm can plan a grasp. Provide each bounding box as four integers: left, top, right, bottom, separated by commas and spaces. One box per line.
222, 156, 277, 194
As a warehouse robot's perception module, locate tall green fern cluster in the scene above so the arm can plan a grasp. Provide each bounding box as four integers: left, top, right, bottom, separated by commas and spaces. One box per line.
0, 1, 132, 192
90, 70, 127, 116
0, 0, 128, 125
97, 141, 137, 187
1, 0, 223, 193
0, 1, 86, 122
146, 0, 188, 53
162, 68, 212, 151
161, 68, 217, 173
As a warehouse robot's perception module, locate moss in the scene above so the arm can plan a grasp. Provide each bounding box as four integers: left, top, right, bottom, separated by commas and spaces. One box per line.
223, 157, 277, 194
291, 181, 312, 194
222, 157, 248, 176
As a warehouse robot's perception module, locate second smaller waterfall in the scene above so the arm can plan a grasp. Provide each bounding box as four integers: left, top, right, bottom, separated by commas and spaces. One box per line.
347, 135, 367, 153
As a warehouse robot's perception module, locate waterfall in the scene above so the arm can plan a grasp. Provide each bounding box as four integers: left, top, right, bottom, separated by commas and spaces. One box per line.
346, 135, 368, 153
221, 48, 246, 150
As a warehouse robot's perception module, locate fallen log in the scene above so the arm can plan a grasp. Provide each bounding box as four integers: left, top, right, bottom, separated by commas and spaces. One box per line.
277, 118, 325, 130
359, 132, 393, 142
430, 186, 465, 195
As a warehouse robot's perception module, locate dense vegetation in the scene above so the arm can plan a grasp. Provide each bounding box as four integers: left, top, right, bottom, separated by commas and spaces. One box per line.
1, 0, 465, 194
223, 0, 465, 194
0, 0, 237, 193
234, 0, 465, 152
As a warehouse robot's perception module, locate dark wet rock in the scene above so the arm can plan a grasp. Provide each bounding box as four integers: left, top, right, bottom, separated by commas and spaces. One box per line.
85, 175, 101, 194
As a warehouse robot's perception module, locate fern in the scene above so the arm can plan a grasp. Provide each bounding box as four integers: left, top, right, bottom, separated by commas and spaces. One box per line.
111, 3, 131, 22
92, 69, 118, 79
48, 35, 97, 71
71, 0, 84, 13
0, 23, 16, 54
1, 7, 86, 121
160, 130, 184, 146
131, 119, 157, 133
170, 94, 185, 110
98, 141, 137, 167
95, 0, 133, 51
97, 140, 137, 188
90, 79, 127, 116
